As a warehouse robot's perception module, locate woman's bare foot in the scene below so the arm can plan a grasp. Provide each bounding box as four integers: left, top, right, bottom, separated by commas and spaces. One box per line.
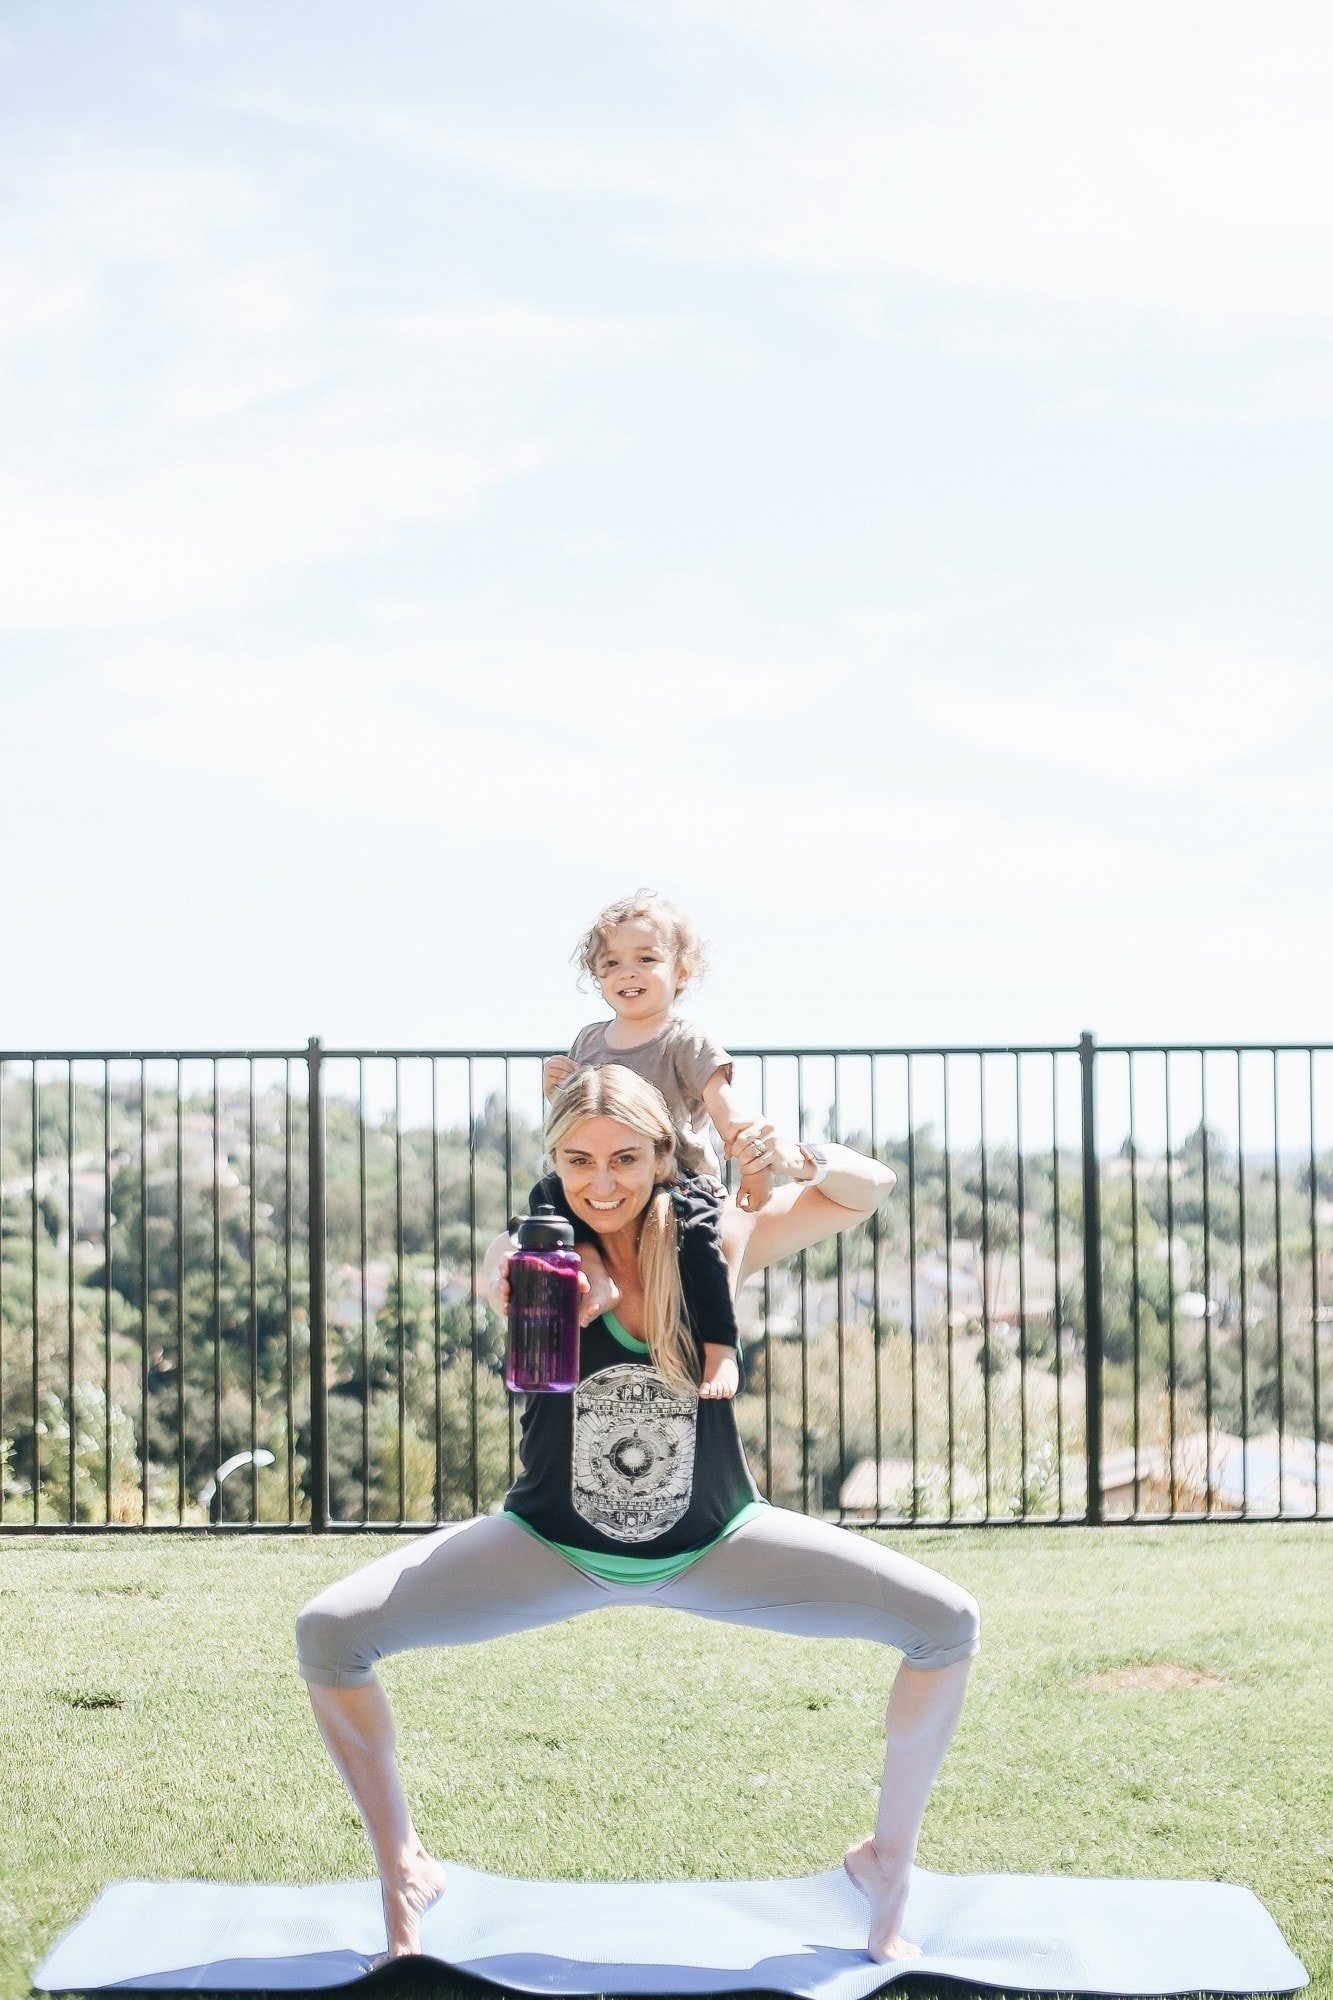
843, 1836, 922, 1962
373, 1842, 448, 1962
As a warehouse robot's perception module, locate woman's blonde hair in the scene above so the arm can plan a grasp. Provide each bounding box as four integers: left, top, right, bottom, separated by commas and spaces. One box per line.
544, 1065, 699, 1396
573, 891, 708, 997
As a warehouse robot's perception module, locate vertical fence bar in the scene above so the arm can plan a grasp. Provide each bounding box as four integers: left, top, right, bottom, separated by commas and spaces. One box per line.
1310, 1049, 1322, 1516
139, 1062, 149, 1524
760, 1054, 773, 1500
248, 1061, 259, 1521
906, 1057, 920, 1519
1128, 1054, 1142, 1517
307, 1037, 329, 1532
979, 1054, 992, 1518
1163, 1053, 1177, 1514
502, 1057, 515, 1488
433, 1059, 445, 1520
797, 1057, 810, 1511
31, 1064, 40, 1523
102, 1065, 112, 1522
1052, 1055, 1064, 1517
1236, 1053, 1250, 1517
467, 1057, 480, 1519
869, 1057, 882, 1523
1015, 1055, 1029, 1518
833, 1058, 846, 1520
211, 1059, 222, 1523
0, 1063, 6, 1525
394, 1057, 406, 1525
283, 1060, 294, 1522
1201, 1054, 1214, 1512
1079, 1032, 1105, 1525
942, 1058, 955, 1519
177, 1063, 186, 1524
67, 1066, 76, 1521
358, 1059, 369, 1522
1272, 1049, 1285, 1516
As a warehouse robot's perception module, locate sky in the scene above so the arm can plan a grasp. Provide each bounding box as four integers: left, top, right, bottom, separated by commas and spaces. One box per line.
2, 0, 1331, 1059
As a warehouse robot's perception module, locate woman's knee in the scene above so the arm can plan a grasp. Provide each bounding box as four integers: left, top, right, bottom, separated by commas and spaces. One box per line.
294, 1591, 378, 1689
906, 1585, 980, 1669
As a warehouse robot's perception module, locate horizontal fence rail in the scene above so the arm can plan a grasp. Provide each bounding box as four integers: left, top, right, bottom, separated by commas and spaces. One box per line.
0, 1037, 1328, 1532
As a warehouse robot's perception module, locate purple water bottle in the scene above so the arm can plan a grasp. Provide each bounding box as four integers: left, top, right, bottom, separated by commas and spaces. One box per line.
505, 1204, 582, 1393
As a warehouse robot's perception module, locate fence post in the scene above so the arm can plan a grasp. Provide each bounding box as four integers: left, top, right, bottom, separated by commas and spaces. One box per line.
1079, 1031, 1105, 1524
307, 1035, 329, 1531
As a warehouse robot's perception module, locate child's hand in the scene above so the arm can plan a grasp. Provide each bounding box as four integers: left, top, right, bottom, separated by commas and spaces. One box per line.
576, 1243, 621, 1328
699, 1343, 739, 1400
737, 1167, 773, 1212
543, 1056, 577, 1099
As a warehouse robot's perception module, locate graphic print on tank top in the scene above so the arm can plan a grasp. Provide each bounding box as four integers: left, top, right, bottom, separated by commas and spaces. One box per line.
571, 1363, 697, 1543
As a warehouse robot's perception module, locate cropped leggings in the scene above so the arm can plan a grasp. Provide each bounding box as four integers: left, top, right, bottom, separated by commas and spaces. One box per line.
295, 1505, 980, 1688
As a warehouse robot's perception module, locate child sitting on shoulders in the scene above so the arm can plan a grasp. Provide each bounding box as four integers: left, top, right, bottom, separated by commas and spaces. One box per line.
534, 891, 773, 1400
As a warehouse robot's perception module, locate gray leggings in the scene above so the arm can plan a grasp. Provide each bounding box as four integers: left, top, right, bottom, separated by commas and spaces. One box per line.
295, 1507, 980, 1687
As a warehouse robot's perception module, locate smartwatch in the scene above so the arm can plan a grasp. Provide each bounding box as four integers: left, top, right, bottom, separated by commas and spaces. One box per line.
796, 1142, 829, 1186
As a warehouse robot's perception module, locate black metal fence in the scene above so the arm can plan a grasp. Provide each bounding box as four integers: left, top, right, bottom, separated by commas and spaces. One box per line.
1, 1037, 1328, 1532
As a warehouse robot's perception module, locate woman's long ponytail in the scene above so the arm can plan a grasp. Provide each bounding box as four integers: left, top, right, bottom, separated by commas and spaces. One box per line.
638, 1187, 699, 1396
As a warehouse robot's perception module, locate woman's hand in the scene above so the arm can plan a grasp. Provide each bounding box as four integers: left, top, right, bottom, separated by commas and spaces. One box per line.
543, 1056, 577, 1099
574, 1242, 620, 1328
483, 1232, 597, 1322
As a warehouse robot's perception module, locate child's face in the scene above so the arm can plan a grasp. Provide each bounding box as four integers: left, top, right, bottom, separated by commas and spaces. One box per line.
594, 918, 681, 1021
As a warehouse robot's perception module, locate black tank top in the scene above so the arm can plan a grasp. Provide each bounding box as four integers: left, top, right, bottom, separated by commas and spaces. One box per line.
504, 1312, 759, 1558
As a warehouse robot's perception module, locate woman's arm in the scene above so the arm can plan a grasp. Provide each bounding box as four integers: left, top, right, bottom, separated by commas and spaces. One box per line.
722, 1135, 895, 1286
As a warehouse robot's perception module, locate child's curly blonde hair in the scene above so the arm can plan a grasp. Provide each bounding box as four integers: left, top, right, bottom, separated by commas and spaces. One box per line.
574, 891, 708, 996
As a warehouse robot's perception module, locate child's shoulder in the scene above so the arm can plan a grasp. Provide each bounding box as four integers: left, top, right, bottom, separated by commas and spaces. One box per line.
666, 1015, 731, 1060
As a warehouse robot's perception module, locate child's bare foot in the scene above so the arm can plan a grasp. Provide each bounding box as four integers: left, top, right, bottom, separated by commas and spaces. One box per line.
843, 1836, 922, 1962
698, 1344, 739, 1400
373, 1843, 448, 1963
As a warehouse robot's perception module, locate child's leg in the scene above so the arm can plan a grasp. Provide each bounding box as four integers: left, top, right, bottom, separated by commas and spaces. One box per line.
672, 1176, 743, 1397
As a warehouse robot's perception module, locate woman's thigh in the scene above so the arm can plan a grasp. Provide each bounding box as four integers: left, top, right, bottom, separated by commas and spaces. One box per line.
655, 1507, 980, 1669
295, 1515, 607, 1687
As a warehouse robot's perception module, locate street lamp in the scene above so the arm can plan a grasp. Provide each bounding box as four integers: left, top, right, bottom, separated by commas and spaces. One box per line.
199, 1449, 276, 1523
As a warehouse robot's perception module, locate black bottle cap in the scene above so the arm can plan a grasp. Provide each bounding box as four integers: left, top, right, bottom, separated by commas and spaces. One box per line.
515, 1203, 576, 1251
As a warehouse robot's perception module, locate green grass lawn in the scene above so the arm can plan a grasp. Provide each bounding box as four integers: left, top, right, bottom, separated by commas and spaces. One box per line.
3, 1524, 1329, 2000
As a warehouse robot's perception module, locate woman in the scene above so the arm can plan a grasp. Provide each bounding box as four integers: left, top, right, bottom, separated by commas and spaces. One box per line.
295, 1067, 979, 1965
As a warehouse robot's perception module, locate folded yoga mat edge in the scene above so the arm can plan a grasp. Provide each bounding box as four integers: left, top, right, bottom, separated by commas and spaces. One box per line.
32, 1864, 1310, 1999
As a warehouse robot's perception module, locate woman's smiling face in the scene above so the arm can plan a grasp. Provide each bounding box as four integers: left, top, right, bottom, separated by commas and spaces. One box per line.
553, 1115, 665, 1236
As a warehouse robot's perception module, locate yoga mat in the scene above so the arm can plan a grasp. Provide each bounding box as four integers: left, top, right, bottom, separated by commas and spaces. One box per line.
33, 1863, 1308, 1997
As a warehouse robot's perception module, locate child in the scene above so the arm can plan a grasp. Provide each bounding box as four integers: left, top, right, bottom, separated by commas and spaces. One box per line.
535, 891, 773, 1400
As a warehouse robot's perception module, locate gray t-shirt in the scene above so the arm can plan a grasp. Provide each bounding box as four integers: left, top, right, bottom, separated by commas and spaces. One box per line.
567, 1017, 733, 1177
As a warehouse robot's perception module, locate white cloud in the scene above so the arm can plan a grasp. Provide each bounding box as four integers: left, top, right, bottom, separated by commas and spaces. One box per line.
913, 635, 1332, 789
0, 148, 684, 632
250, 1, 1333, 361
